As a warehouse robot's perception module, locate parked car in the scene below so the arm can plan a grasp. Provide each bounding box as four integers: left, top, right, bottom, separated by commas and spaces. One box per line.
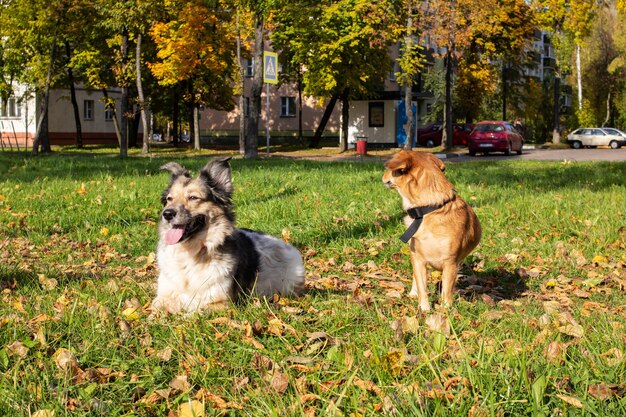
416, 123, 475, 147
467, 121, 524, 156
567, 127, 626, 149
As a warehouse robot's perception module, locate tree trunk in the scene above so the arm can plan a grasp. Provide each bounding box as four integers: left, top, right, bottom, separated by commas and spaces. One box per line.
32, 32, 57, 156
603, 91, 611, 127
130, 112, 140, 146
136, 33, 149, 154
236, 8, 245, 155
552, 75, 561, 143
187, 91, 194, 148
65, 41, 83, 148
443, 49, 453, 149
339, 90, 349, 152
103, 89, 122, 146
403, 2, 414, 151
245, 13, 264, 159
297, 68, 303, 143
173, 89, 179, 146
193, 104, 200, 150
309, 94, 338, 148
577, 44, 582, 111
119, 27, 129, 157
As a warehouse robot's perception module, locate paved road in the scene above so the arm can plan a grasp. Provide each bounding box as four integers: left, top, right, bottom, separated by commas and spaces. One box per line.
452, 147, 626, 162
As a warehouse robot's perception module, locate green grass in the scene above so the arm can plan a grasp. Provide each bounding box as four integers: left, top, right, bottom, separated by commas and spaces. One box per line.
0, 150, 625, 416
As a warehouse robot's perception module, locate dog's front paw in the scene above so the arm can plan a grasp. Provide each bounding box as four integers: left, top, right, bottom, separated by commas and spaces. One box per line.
419, 302, 431, 312
151, 296, 182, 314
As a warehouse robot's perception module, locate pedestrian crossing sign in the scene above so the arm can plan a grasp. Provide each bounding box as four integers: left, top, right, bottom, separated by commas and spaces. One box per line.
263, 51, 278, 84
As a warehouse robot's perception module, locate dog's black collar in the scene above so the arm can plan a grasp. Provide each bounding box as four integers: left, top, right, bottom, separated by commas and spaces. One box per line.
400, 199, 452, 243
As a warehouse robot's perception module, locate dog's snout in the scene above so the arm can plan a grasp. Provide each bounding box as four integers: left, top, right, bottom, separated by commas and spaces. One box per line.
162, 208, 176, 221
382, 174, 394, 188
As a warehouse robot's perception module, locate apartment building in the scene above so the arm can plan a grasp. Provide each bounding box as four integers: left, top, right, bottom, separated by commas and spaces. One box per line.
200, 48, 436, 148
525, 29, 573, 113
0, 86, 127, 149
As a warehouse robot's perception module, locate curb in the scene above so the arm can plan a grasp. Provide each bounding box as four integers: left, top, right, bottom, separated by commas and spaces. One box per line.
434, 153, 463, 159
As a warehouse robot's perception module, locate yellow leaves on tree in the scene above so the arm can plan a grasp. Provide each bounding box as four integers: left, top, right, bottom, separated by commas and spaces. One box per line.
455, 60, 498, 120
149, 0, 235, 86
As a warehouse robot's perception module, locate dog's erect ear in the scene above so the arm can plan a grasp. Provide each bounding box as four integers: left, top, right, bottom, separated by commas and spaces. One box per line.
385, 151, 412, 176
200, 156, 233, 197
160, 162, 190, 180
425, 153, 446, 172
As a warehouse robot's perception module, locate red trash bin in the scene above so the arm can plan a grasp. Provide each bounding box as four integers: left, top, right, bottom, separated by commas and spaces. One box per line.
356, 137, 368, 155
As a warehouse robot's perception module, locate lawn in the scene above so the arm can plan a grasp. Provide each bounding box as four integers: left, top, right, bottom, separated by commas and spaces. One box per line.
0, 149, 625, 417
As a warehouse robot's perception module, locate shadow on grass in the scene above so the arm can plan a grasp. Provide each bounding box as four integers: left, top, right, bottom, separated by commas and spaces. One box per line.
304, 267, 529, 305
456, 267, 529, 302
0, 266, 38, 291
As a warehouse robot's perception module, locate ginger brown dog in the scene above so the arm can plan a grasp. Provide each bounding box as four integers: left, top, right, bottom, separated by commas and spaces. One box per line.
383, 150, 481, 311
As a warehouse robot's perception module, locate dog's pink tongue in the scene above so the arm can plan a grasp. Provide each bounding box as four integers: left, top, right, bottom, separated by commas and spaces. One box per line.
165, 228, 184, 245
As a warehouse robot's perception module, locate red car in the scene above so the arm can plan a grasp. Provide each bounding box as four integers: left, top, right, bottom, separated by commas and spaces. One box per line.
467, 121, 524, 156
416, 123, 474, 147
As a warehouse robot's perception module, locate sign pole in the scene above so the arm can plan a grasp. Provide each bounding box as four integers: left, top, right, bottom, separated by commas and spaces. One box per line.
262, 51, 278, 157
266, 83, 270, 156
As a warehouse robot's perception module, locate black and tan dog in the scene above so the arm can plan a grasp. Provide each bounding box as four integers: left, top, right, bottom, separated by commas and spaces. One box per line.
153, 157, 305, 313
383, 150, 481, 311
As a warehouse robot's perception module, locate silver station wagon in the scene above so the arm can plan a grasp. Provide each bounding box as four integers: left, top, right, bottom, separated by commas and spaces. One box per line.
566, 127, 626, 149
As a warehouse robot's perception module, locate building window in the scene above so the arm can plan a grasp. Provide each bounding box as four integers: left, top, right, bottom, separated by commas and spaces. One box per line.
84, 100, 94, 120
389, 61, 399, 82
369, 102, 384, 127
104, 103, 114, 121
0, 97, 20, 118
280, 96, 296, 117
245, 58, 254, 77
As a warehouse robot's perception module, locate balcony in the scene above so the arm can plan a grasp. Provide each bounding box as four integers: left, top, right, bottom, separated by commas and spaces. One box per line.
543, 57, 556, 68
527, 50, 541, 65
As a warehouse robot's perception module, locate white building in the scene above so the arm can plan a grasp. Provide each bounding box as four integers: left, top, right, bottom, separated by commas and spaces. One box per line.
1, 84, 128, 149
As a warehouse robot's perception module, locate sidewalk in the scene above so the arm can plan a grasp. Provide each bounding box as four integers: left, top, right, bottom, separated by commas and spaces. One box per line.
271, 147, 466, 162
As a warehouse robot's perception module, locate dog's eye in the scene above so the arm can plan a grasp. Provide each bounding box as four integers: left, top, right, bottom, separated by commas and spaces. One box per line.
188, 195, 199, 201
392, 169, 404, 177
166, 196, 173, 202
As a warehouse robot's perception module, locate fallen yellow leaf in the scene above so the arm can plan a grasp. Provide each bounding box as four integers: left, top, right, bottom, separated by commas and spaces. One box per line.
32, 410, 55, 417
121, 307, 140, 321
556, 394, 583, 408
76, 183, 87, 195
592, 255, 608, 265
383, 348, 404, 375
267, 318, 284, 337
178, 399, 205, 417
